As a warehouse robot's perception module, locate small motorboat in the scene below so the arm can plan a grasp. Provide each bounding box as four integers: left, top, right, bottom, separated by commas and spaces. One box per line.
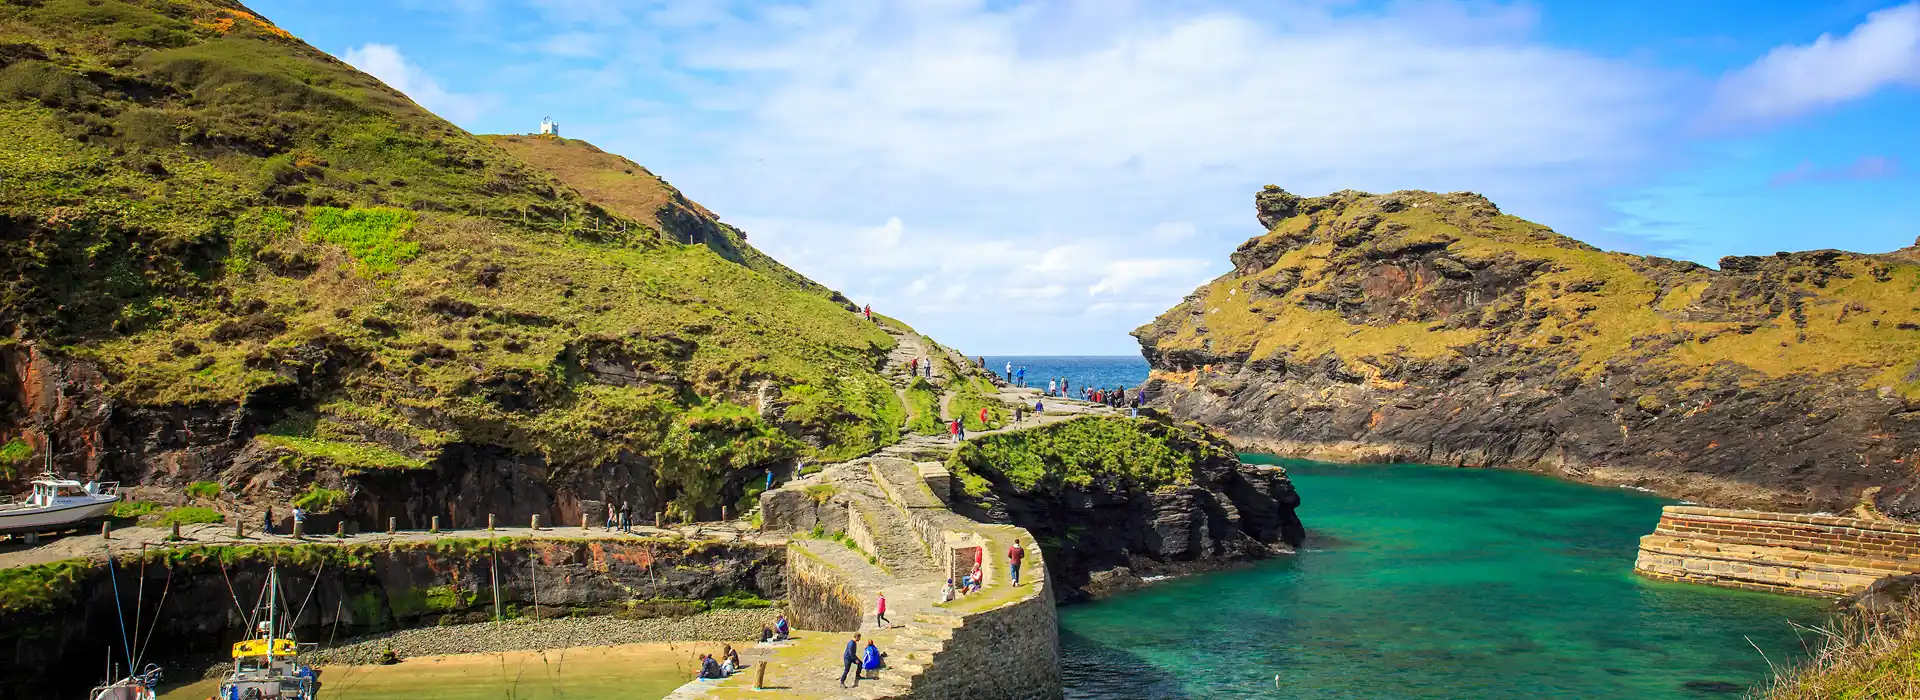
88, 664, 160, 700
0, 471, 120, 535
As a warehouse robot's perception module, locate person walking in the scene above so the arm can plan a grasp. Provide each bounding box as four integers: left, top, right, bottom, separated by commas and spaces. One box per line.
909, 357, 917, 375
948, 418, 961, 444
840, 633, 862, 688
1014, 404, 1024, 423
262, 506, 273, 536
605, 502, 617, 530
619, 501, 632, 533
978, 406, 988, 427
863, 304, 872, 321
875, 591, 890, 628
1008, 538, 1027, 586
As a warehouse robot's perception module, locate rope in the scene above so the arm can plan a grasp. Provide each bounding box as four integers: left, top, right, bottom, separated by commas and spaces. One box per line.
131, 547, 146, 670
135, 565, 173, 668
291, 561, 324, 628
103, 546, 134, 674
215, 560, 248, 624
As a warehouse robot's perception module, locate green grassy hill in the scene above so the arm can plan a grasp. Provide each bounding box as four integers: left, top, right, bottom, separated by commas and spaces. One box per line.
1138, 186, 1920, 515
0, 0, 899, 521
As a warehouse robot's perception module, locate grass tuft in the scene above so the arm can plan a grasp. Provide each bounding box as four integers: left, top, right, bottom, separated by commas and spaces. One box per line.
1757, 598, 1920, 699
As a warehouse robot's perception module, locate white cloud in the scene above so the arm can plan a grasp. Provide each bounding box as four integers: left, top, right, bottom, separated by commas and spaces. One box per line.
343, 44, 495, 124
1712, 2, 1920, 123
534, 0, 1675, 352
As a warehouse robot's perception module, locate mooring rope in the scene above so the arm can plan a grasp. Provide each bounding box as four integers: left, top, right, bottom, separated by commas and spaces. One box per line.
215, 559, 248, 624
103, 544, 134, 675
291, 560, 324, 628
135, 565, 173, 668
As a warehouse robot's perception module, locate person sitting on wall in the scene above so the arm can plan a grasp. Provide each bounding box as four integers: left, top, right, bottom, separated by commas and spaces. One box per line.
969, 563, 985, 593
697, 654, 724, 679
862, 640, 884, 680
774, 614, 791, 640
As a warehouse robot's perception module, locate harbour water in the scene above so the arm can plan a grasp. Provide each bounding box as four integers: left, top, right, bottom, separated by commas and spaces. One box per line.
1058, 458, 1829, 699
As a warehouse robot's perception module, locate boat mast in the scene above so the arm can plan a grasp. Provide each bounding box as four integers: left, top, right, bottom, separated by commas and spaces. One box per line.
266, 566, 277, 667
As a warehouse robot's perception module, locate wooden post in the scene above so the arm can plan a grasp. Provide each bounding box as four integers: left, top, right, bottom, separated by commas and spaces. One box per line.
291, 521, 303, 540
430, 516, 440, 534
654, 512, 662, 529
235, 520, 245, 539
488, 513, 496, 532
102, 522, 111, 539
721, 505, 729, 522
388, 517, 397, 534
170, 521, 181, 542
336, 522, 346, 539
755, 661, 767, 689
531, 514, 541, 531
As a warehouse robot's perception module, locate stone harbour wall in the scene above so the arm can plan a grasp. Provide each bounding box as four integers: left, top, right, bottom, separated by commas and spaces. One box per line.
910, 543, 1062, 700
1634, 505, 1920, 596
784, 542, 865, 632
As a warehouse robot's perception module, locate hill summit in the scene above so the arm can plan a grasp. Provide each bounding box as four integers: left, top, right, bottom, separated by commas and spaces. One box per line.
1137, 185, 1920, 517
0, 0, 902, 524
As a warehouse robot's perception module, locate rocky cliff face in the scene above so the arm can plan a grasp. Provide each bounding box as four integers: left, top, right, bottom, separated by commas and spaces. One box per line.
950, 415, 1305, 600
1136, 186, 1920, 517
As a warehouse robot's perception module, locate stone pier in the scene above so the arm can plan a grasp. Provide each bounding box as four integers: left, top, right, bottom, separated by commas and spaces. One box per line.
1634, 505, 1920, 597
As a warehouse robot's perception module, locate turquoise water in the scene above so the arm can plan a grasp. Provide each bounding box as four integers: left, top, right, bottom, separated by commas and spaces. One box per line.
1059, 458, 1830, 699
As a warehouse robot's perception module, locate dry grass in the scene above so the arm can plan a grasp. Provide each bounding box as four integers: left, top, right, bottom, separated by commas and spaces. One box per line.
1754, 598, 1920, 699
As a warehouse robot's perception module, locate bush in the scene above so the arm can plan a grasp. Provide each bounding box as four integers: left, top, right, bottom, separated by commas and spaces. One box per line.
710, 590, 774, 609
304, 207, 421, 274
157, 506, 224, 526
0, 438, 32, 477
291, 484, 347, 513
109, 501, 161, 519
185, 481, 220, 499
1758, 597, 1920, 699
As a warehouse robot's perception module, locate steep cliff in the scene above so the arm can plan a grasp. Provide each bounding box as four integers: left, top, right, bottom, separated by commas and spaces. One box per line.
948, 415, 1304, 600
0, 0, 902, 527
1136, 186, 1920, 517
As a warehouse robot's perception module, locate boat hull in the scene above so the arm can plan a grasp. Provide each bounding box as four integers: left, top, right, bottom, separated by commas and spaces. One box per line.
0, 497, 118, 535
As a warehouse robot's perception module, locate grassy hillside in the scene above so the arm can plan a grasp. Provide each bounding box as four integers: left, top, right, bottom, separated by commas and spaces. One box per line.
0, 0, 899, 516
1143, 186, 1920, 399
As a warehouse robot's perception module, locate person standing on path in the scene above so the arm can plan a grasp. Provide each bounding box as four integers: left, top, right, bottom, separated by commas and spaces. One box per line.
863, 304, 872, 321
619, 501, 632, 533
1008, 538, 1027, 586
948, 418, 960, 444
875, 592, 890, 628
1005, 361, 1013, 382
1014, 404, 1024, 423
979, 406, 988, 427
262, 506, 273, 535
840, 633, 863, 688
1048, 379, 1057, 396
291, 506, 307, 538
605, 502, 617, 530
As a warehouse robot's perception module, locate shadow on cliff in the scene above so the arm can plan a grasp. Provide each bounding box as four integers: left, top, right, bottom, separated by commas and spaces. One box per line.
1058, 626, 1198, 699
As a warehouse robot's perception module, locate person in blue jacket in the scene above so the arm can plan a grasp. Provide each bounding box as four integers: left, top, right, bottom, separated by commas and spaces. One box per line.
862, 640, 884, 680
839, 633, 862, 688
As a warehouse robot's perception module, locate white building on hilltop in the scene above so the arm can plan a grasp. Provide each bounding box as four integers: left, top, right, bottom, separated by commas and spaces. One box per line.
539, 116, 559, 137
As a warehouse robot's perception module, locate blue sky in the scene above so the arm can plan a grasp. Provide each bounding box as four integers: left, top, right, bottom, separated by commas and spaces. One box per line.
250, 0, 1920, 355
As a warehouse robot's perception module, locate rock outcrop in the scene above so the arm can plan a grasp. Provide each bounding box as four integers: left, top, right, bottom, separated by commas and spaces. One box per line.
949, 414, 1305, 600
1136, 186, 1920, 516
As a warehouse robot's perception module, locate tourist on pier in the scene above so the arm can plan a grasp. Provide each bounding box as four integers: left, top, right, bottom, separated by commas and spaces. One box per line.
605, 503, 616, 530
1048, 379, 1057, 396
262, 506, 273, 535
291, 507, 307, 538
775, 614, 791, 640
698, 653, 724, 679
1008, 538, 1026, 586
1016, 366, 1026, 386
1005, 361, 1013, 381
619, 501, 632, 533
862, 640, 883, 680
875, 591, 890, 627
840, 633, 863, 687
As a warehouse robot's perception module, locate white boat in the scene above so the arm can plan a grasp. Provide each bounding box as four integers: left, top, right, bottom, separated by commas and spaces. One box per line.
0, 472, 120, 535
88, 665, 160, 700
218, 566, 317, 700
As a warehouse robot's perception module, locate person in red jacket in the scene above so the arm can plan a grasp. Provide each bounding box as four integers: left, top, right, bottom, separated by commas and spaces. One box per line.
978, 406, 988, 426
948, 418, 961, 444
1008, 538, 1026, 586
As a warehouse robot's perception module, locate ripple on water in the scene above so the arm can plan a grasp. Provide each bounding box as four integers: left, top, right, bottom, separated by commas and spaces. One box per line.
1059, 458, 1830, 700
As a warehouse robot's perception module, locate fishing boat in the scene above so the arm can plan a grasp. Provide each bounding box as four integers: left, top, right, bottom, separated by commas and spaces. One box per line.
217, 566, 317, 700
87, 664, 160, 700
0, 471, 120, 535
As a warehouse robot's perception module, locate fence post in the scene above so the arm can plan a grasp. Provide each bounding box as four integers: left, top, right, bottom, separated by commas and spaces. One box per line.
388, 517, 397, 534
531, 514, 541, 531
488, 513, 496, 532
430, 516, 440, 534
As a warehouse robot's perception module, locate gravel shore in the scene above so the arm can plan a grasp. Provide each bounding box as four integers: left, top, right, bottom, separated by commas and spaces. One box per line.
230, 610, 779, 671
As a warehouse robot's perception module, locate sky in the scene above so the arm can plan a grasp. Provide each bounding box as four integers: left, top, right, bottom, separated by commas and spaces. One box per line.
251, 0, 1920, 355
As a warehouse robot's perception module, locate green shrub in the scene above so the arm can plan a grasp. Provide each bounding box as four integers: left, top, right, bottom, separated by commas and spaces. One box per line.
185, 481, 221, 499
109, 500, 161, 519
304, 207, 421, 274
0, 438, 32, 477
948, 415, 1222, 496
0, 559, 94, 614
710, 590, 774, 609
291, 484, 347, 513
157, 506, 224, 526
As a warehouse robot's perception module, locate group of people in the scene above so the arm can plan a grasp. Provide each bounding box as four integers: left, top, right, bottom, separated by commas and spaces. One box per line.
1081, 385, 1141, 411
840, 634, 886, 687
604, 501, 636, 532
758, 614, 791, 643
696, 644, 746, 680
1003, 362, 1029, 387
